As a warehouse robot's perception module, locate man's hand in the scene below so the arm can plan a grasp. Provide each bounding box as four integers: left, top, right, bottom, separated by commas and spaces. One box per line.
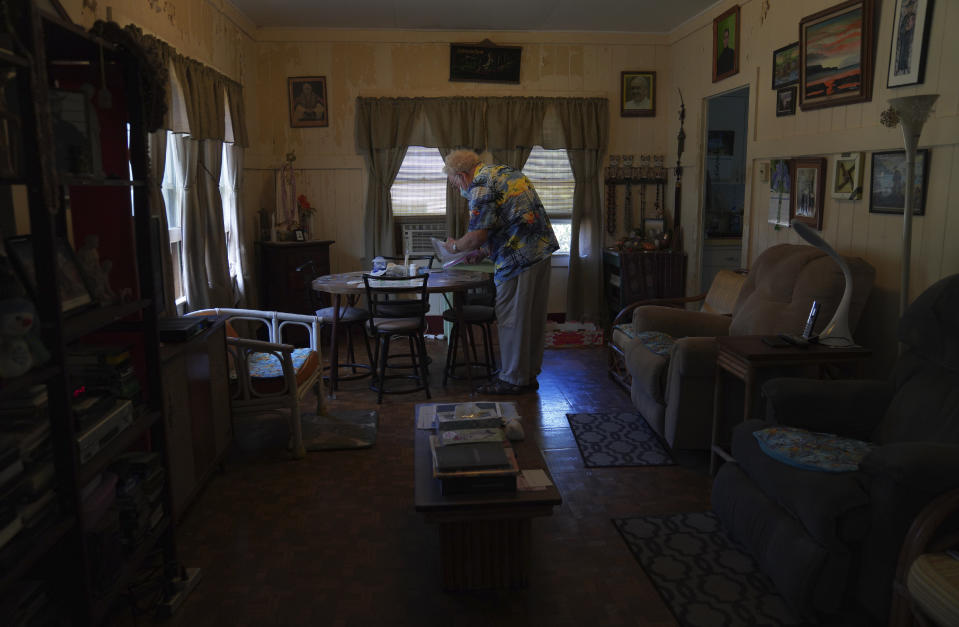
464, 250, 486, 264
443, 237, 457, 253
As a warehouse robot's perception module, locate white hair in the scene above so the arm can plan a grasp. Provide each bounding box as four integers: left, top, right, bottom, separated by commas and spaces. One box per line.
442, 149, 482, 176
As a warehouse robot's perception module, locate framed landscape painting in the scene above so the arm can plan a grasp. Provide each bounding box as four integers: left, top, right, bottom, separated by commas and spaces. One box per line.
799, 0, 874, 111
772, 42, 799, 89
768, 158, 792, 227
831, 152, 863, 199
869, 149, 929, 215
887, 0, 933, 87
790, 158, 826, 230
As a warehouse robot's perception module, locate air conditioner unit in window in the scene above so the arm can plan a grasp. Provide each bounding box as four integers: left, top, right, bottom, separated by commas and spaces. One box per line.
401, 222, 447, 254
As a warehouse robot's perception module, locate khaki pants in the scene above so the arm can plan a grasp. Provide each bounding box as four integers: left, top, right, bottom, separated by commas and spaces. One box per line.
494, 258, 551, 386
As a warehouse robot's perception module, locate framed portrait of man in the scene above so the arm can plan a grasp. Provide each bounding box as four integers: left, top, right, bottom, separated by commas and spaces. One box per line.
288, 76, 328, 128
620, 71, 655, 117
712, 5, 740, 82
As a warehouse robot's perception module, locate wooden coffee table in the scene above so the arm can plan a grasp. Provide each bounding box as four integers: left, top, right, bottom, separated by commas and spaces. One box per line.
413, 426, 562, 591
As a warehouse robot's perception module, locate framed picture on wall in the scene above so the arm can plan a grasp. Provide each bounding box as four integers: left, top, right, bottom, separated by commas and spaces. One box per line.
789, 158, 826, 230
772, 42, 800, 89
288, 76, 328, 128
768, 158, 793, 227
621, 71, 656, 117
831, 152, 864, 199
869, 149, 929, 214
887, 0, 934, 87
449, 42, 522, 83
712, 5, 740, 82
799, 0, 875, 111
5, 236, 95, 314
776, 87, 797, 116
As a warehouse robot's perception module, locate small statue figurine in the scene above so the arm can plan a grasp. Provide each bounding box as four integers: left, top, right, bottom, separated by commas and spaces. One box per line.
77, 234, 117, 305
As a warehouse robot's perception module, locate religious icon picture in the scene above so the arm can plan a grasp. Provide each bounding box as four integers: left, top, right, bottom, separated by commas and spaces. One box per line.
887, 0, 933, 87
288, 76, 328, 128
712, 5, 740, 82
621, 71, 656, 117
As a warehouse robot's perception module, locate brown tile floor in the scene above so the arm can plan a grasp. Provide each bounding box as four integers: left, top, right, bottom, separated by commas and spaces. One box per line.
109, 342, 713, 627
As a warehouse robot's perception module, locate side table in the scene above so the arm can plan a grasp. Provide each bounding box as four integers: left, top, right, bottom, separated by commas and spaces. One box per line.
710, 335, 872, 475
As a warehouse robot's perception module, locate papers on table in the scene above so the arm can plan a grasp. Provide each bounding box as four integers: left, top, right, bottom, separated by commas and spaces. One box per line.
415, 402, 519, 430
518, 469, 553, 491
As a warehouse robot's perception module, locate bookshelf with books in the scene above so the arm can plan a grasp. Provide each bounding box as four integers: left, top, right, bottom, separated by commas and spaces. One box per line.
0, 2, 181, 624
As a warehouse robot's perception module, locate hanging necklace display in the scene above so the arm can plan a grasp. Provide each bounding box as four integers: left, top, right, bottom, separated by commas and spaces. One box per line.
606, 155, 618, 235
622, 155, 633, 233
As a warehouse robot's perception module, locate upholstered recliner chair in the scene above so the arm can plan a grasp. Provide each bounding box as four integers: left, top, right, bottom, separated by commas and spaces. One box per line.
622, 243, 875, 450
711, 273, 959, 623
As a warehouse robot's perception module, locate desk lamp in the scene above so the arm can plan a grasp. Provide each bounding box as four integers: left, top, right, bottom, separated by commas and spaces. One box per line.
790, 220, 855, 347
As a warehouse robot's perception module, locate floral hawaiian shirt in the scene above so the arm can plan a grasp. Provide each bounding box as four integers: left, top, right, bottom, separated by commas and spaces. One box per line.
465, 163, 559, 286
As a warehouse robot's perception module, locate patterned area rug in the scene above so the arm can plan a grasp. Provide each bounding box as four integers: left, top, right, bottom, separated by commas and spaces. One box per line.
566, 412, 674, 467
614, 511, 803, 627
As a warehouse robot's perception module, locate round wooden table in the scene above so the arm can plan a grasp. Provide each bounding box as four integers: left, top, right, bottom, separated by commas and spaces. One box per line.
312, 269, 492, 396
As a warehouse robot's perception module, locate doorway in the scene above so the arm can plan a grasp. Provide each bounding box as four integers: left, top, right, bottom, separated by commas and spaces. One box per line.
701, 86, 749, 291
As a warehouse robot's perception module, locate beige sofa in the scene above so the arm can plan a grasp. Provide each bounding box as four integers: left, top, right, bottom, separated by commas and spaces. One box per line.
622, 243, 876, 450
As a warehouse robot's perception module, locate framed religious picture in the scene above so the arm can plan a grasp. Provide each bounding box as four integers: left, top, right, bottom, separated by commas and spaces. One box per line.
831, 152, 864, 199
449, 42, 522, 83
799, 0, 875, 111
776, 86, 797, 116
772, 42, 800, 89
887, 0, 933, 87
869, 149, 929, 215
768, 158, 793, 227
288, 76, 328, 128
712, 5, 740, 82
789, 157, 826, 230
621, 71, 656, 117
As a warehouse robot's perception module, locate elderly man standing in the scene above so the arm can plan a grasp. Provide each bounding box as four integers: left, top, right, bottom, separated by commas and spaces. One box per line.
443, 149, 558, 394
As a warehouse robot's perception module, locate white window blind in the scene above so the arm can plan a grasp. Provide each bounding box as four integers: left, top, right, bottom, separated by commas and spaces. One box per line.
390, 146, 447, 216
524, 146, 574, 254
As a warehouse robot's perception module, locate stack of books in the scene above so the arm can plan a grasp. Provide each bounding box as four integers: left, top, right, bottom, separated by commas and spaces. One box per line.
110, 452, 165, 553
428, 402, 519, 495
66, 343, 141, 402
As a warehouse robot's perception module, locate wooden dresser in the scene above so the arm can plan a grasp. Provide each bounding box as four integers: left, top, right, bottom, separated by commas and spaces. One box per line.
256, 240, 334, 313
603, 249, 687, 324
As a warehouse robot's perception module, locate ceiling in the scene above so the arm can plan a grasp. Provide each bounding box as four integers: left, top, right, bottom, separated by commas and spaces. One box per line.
227, 0, 719, 33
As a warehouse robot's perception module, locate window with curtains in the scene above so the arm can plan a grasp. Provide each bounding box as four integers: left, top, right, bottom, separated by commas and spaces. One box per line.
390, 146, 447, 216
219, 143, 240, 280
160, 131, 186, 304
523, 146, 573, 255
160, 132, 240, 304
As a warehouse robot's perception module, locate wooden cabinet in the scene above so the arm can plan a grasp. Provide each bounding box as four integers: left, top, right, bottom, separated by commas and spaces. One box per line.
161, 318, 230, 523
603, 249, 686, 324
256, 240, 333, 313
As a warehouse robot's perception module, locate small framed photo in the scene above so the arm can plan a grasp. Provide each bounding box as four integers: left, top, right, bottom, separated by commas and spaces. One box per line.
772, 42, 800, 89
621, 71, 656, 117
789, 157, 826, 230
831, 152, 864, 199
288, 76, 328, 128
449, 42, 521, 83
887, 0, 933, 88
293, 229, 306, 242
712, 5, 740, 82
776, 86, 797, 117
799, 0, 875, 111
869, 149, 929, 215
6, 236, 95, 314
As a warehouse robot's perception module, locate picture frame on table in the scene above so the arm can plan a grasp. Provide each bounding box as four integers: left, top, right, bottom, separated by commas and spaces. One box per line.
712, 5, 740, 82
887, 0, 933, 88
288, 76, 328, 128
768, 158, 793, 227
449, 42, 522, 83
831, 152, 864, 200
789, 158, 826, 230
869, 149, 929, 215
621, 71, 656, 117
5, 235, 96, 314
293, 228, 306, 242
799, 0, 875, 111
772, 42, 800, 89
776, 87, 797, 116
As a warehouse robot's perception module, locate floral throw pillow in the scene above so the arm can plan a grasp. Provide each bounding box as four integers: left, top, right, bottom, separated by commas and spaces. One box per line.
753, 426, 875, 473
